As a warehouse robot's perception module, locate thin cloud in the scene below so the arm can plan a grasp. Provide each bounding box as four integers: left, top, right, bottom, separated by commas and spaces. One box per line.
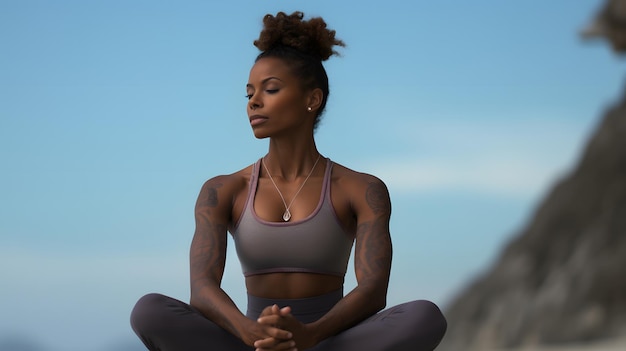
368, 158, 566, 199
361, 118, 589, 199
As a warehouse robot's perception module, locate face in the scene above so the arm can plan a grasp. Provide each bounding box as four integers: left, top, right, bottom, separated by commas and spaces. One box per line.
246, 57, 314, 139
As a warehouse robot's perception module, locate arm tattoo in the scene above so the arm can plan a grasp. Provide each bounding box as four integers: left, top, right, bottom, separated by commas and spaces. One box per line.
355, 181, 392, 287
191, 181, 227, 285
200, 183, 221, 208
365, 181, 391, 215
355, 219, 391, 279
191, 223, 227, 279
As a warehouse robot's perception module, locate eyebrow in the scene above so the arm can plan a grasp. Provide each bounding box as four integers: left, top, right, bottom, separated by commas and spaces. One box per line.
246, 76, 283, 89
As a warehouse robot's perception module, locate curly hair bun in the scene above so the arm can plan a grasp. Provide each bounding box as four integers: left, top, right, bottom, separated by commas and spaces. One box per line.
254, 11, 345, 61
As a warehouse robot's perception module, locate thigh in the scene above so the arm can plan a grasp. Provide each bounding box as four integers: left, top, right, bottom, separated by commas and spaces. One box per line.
316, 300, 447, 351
131, 293, 253, 351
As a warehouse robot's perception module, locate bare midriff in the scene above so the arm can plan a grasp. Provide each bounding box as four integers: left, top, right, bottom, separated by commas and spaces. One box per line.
245, 272, 344, 299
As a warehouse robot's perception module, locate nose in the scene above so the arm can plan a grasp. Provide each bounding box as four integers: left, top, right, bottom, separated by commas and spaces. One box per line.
248, 93, 262, 110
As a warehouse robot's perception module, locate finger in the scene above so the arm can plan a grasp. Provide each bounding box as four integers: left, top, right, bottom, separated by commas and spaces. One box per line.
268, 326, 292, 340
254, 338, 296, 351
260, 310, 297, 323
260, 305, 276, 317
279, 306, 292, 316
253, 335, 294, 347
257, 315, 282, 325
253, 336, 277, 349
259, 307, 271, 318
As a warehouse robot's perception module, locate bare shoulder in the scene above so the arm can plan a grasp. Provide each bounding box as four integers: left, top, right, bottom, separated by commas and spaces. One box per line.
331, 162, 391, 216
199, 165, 252, 196
196, 164, 254, 218
331, 162, 390, 193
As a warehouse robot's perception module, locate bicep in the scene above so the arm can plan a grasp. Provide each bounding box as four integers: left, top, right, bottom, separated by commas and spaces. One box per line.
353, 179, 392, 288
190, 179, 230, 288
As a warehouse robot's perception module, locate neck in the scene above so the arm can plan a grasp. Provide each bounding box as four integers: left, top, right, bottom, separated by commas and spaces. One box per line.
264, 137, 321, 180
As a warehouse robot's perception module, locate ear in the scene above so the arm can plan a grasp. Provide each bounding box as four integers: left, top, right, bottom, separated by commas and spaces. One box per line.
305, 88, 324, 113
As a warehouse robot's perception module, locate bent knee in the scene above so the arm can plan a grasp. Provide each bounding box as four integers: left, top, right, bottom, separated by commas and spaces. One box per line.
406, 300, 447, 337
130, 293, 171, 331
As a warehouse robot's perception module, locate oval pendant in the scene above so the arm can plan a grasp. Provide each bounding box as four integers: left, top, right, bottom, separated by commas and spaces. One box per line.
282, 209, 291, 222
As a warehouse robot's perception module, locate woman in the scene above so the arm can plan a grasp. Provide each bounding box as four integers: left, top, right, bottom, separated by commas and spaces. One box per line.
131, 11, 447, 351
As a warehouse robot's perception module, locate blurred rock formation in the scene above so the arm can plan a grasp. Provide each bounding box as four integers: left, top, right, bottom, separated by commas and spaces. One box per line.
581, 0, 626, 53
438, 89, 626, 351
438, 2, 626, 350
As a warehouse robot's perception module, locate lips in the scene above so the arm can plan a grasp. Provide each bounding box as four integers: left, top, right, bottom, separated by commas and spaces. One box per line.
249, 114, 268, 126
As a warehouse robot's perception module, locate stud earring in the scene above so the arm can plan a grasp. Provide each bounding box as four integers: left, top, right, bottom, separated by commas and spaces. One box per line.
307, 107, 312, 112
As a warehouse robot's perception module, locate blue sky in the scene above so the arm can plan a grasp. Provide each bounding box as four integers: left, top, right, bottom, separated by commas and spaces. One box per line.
1, 1, 624, 350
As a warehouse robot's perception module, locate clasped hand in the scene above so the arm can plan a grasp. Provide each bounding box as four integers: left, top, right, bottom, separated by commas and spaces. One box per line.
253, 304, 317, 351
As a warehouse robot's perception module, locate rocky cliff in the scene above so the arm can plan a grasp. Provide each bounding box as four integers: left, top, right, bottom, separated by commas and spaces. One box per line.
438, 89, 626, 350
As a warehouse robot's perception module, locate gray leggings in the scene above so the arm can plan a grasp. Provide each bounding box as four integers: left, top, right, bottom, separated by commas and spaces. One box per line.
130, 289, 447, 351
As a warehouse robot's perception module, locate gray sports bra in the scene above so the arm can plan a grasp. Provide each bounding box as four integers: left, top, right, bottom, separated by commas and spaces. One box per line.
231, 158, 354, 277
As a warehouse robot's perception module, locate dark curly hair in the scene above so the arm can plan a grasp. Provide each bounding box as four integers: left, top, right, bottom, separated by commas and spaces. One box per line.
254, 11, 345, 130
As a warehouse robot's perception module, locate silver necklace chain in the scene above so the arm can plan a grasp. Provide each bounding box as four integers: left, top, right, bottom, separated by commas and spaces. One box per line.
262, 154, 322, 221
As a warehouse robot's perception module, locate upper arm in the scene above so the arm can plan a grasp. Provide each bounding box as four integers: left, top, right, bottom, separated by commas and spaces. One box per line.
352, 175, 393, 292
189, 176, 232, 292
